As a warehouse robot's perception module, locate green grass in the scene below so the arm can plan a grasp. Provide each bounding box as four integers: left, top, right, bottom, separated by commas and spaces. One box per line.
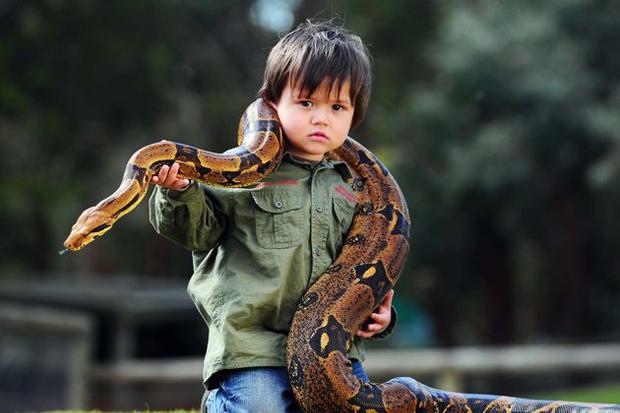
45, 385, 620, 412
529, 383, 620, 404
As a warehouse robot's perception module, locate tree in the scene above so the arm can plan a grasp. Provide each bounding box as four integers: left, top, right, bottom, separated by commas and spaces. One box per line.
0, 0, 275, 276
388, 0, 620, 344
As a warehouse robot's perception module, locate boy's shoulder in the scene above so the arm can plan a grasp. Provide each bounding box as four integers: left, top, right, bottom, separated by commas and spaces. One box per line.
201, 153, 357, 203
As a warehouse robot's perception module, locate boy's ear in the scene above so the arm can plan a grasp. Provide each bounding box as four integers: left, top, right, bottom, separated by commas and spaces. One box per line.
264, 99, 278, 111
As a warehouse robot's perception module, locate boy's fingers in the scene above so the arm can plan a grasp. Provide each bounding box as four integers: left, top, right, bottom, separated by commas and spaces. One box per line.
151, 163, 189, 190
371, 312, 387, 322
366, 323, 381, 331
167, 163, 178, 178
163, 163, 179, 186
370, 314, 389, 331
361, 318, 382, 331
158, 165, 169, 183
357, 323, 381, 337
369, 304, 389, 321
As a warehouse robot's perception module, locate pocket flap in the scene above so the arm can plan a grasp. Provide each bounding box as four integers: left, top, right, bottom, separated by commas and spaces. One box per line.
251, 189, 303, 213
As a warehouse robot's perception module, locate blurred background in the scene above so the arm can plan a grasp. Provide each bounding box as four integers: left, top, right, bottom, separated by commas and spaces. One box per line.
1, 0, 619, 410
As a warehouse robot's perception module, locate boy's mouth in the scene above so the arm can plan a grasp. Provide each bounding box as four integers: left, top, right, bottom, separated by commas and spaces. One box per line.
310, 132, 328, 140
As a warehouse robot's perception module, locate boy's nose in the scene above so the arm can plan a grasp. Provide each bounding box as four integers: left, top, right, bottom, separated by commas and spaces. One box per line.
311, 109, 328, 125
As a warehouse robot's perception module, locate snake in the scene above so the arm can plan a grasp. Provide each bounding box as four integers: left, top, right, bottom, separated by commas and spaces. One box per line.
61, 99, 284, 252
63, 99, 620, 412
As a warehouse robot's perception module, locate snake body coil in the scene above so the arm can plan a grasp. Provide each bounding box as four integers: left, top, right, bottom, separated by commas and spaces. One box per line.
63, 99, 284, 252
64, 100, 620, 412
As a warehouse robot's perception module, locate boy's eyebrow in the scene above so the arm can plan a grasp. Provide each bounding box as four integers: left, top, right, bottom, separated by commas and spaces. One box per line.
293, 85, 352, 104
327, 95, 352, 106
295, 91, 352, 104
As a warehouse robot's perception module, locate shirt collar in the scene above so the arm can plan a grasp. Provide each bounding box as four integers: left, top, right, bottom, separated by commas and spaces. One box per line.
279, 151, 352, 180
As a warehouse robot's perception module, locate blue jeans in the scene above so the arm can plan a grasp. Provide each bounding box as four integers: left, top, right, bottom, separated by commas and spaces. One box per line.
203, 361, 369, 413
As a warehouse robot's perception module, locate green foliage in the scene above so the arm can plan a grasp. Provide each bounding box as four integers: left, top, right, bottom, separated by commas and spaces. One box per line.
0, 0, 273, 275
373, 0, 620, 345
2, 0, 620, 347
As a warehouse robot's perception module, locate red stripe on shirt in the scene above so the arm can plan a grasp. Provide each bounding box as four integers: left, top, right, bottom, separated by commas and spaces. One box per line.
254, 179, 298, 189
335, 184, 356, 203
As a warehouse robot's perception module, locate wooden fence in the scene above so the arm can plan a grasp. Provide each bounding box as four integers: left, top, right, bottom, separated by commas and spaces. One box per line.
91, 343, 620, 409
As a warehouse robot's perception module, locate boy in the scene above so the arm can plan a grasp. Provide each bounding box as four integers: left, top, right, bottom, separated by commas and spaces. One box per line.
149, 20, 396, 413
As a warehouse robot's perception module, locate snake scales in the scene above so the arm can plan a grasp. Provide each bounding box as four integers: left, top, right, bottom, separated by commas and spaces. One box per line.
64, 99, 620, 412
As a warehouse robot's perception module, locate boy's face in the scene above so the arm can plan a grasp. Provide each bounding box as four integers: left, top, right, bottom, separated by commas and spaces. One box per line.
273, 80, 354, 162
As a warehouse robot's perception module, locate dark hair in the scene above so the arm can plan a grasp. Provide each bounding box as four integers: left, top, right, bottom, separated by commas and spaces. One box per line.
259, 20, 372, 128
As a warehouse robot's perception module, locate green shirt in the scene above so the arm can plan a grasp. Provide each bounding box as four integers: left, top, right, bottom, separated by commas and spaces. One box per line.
149, 153, 394, 388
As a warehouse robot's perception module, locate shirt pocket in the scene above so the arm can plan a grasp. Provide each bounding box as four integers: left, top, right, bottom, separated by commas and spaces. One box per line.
251, 188, 304, 248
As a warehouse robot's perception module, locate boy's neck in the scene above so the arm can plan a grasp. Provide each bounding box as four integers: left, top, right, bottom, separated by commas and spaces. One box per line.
287, 152, 324, 168
288, 153, 324, 165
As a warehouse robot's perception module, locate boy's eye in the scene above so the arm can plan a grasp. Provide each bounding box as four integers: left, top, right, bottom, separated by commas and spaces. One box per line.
300, 100, 313, 107
332, 104, 344, 111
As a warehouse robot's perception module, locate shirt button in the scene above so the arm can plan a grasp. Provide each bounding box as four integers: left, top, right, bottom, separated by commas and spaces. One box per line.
315, 247, 321, 256
274, 200, 283, 209
316, 206, 323, 213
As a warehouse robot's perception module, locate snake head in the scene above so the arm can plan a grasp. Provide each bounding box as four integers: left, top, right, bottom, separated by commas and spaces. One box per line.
63, 206, 115, 251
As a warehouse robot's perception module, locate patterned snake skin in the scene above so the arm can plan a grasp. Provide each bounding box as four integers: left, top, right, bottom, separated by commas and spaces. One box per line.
63, 99, 620, 412
62, 99, 284, 252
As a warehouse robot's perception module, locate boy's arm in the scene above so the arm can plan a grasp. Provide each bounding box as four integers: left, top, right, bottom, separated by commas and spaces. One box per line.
149, 175, 226, 252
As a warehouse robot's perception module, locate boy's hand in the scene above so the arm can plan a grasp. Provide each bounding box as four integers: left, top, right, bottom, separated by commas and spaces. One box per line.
356, 289, 394, 338
150, 162, 191, 190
